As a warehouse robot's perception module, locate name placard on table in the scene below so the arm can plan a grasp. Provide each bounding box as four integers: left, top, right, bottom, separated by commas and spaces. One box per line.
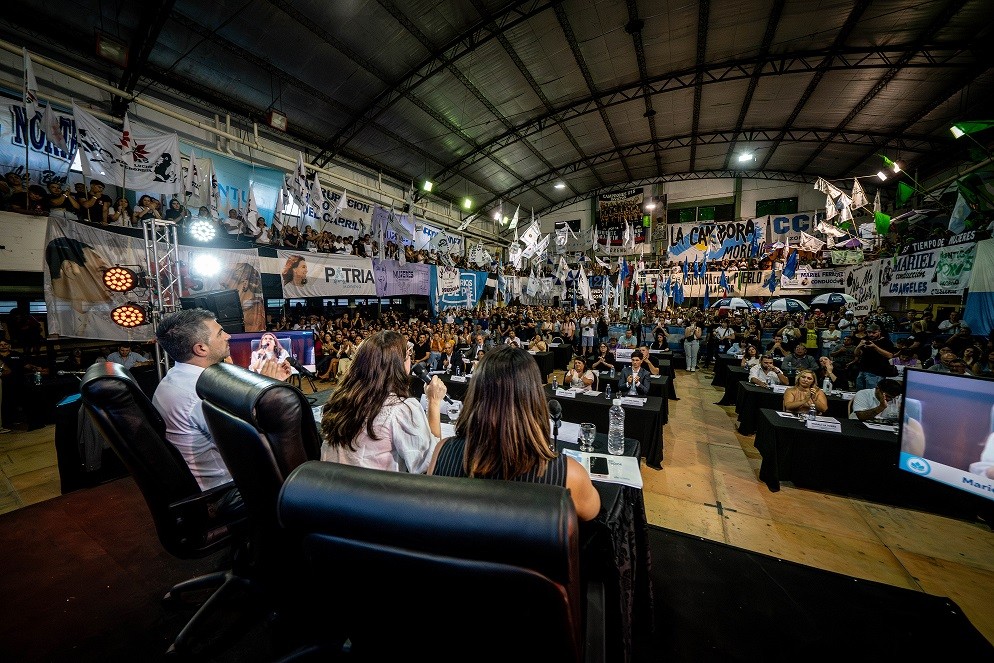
805, 419, 842, 432
555, 388, 577, 398
450, 374, 467, 382
620, 396, 647, 406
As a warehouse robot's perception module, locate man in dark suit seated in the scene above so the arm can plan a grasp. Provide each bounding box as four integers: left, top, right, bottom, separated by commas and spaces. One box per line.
618, 352, 651, 396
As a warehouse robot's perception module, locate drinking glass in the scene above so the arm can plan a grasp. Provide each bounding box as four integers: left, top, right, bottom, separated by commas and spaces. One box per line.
579, 423, 596, 452
447, 400, 462, 422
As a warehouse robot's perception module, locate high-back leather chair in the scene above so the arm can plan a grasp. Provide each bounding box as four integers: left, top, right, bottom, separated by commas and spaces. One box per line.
276, 461, 603, 662
79, 362, 250, 656
196, 362, 324, 652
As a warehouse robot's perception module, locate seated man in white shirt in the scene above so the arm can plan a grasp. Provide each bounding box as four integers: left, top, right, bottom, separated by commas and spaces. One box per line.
749, 355, 788, 387
849, 378, 902, 421
617, 329, 638, 349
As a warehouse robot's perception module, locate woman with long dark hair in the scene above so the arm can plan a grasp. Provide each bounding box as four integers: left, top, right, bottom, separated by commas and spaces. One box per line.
429, 345, 600, 521
321, 330, 446, 473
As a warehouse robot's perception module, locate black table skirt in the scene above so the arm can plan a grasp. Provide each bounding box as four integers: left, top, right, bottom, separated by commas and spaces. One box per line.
549, 343, 574, 371
711, 353, 739, 387
530, 351, 554, 382
546, 385, 665, 470
735, 382, 851, 436
556, 433, 653, 663
716, 365, 750, 406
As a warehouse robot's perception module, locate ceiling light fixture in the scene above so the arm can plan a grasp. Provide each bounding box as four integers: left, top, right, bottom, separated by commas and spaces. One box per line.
949, 121, 994, 138
737, 152, 755, 163
645, 203, 656, 210
877, 171, 888, 181
554, 182, 566, 190
422, 180, 433, 192
462, 198, 472, 210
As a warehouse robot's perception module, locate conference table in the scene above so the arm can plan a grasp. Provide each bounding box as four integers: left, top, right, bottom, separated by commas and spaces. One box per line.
597, 371, 671, 402
556, 432, 653, 663
545, 385, 666, 470
716, 365, 750, 406
753, 408, 900, 498
529, 350, 555, 382
710, 353, 741, 388
735, 382, 853, 436
613, 350, 678, 400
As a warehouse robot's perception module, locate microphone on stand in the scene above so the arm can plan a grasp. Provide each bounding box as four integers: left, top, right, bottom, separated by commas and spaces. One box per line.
412, 362, 454, 404
548, 398, 562, 449
286, 354, 317, 378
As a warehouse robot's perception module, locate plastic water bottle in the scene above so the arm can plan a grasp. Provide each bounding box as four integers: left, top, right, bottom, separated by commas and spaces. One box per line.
609, 366, 615, 379
608, 399, 626, 455
605, 384, 612, 400
552, 374, 558, 390
822, 377, 832, 393
455, 362, 461, 376
807, 402, 817, 422
766, 373, 775, 388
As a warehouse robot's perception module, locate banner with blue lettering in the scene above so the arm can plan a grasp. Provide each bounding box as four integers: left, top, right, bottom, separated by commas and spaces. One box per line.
372, 259, 431, 296
666, 219, 764, 262
430, 266, 488, 313
762, 211, 826, 244
0, 101, 76, 185
267, 250, 376, 298
181, 142, 283, 225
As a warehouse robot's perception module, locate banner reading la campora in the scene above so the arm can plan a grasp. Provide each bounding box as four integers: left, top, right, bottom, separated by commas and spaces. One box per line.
266, 251, 376, 298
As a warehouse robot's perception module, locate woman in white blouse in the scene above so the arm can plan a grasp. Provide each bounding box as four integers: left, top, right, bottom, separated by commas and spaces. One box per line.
320, 330, 447, 473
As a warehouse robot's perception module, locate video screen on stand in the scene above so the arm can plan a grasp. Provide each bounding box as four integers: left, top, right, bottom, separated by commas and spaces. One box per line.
228, 331, 316, 372
899, 368, 994, 502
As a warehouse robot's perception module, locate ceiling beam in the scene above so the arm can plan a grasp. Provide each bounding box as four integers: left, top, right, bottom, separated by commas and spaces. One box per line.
722, 0, 785, 169
689, 0, 710, 171
624, 0, 661, 176
554, 2, 633, 182
112, 0, 176, 116
795, 0, 971, 173
432, 41, 977, 188
757, 0, 872, 171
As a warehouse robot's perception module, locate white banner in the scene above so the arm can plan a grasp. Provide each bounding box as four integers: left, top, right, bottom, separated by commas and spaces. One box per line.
880, 244, 976, 298
267, 251, 376, 298
666, 219, 764, 262
844, 261, 881, 315
298, 185, 373, 239
72, 103, 182, 194
0, 101, 75, 185
779, 267, 845, 291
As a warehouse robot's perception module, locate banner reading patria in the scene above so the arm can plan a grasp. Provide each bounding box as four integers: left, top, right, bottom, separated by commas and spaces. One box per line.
266, 251, 376, 298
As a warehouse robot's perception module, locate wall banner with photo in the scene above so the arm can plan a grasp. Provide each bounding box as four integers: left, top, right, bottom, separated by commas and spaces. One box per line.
372, 259, 431, 297
0, 100, 76, 186
264, 251, 376, 298
595, 189, 647, 255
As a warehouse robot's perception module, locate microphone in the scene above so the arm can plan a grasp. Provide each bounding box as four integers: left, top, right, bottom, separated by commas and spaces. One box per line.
286, 354, 317, 378
548, 398, 562, 448
412, 362, 454, 403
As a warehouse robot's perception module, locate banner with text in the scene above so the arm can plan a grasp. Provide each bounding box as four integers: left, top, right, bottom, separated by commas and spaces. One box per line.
844, 261, 882, 315
296, 184, 374, 239
761, 211, 827, 245
666, 218, 764, 262
0, 100, 76, 186
372, 259, 431, 296
267, 251, 376, 298
430, 267, 488, 313
595, 189, 648, 255
881, 244, 976, 298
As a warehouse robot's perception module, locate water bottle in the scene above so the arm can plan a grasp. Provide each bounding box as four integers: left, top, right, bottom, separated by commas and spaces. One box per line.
455, 362, 461, 376
807, 402, 817, 422
822, 377, 832, 393
766, 373, 775, 388
608, 399, 626, 455
552, 374, 558, 390
34, 371, 42, 386
605, 383, 612, 400
609, 366, 615, 379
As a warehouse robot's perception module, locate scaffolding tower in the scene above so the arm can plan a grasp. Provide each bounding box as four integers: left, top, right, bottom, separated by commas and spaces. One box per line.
142, 219, 183, 380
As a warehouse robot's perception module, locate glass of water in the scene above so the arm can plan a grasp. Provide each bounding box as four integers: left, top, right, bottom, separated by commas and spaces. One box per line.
447, 400, 462, 422
579, 422, 596, 452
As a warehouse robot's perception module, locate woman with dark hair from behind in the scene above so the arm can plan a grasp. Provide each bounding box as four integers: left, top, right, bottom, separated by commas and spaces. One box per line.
429, 345, 601, 521
321, 330, 446, 473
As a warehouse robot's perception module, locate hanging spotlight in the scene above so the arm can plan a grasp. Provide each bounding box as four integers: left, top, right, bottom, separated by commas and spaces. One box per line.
554, 182, 566, 189
422, 180, 434, 192
950, 125, 965, 139
877, 171, 888, 181
462, 197, 473, 210
188, 219, 217, 242
891, 161, 901, 173
111, 303, 149, 328
103, 266, 140, 292
737, 152, 755, 162
191, 253, 222, 278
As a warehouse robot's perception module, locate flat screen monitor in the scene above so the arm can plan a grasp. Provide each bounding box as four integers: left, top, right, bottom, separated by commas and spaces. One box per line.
899, 368, 994, 503
227, 330, 316, 373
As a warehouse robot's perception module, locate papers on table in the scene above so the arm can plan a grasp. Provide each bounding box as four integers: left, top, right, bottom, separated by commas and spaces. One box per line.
561, 449, 643, 489
775, 410, 798, 418
864, 422, 898, 433
450, 374, 467, 382
429, 370, 446, 375
553, 420, 582, 445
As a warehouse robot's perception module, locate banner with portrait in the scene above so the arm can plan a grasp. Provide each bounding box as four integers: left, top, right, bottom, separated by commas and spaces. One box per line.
267, 251, 376, 298
372, 259, 431, 296
176, 247, 266, 331
665, 218, 764, 262
595, 189, 647, 255
0, 100, 76, 186
844, 261, 882, 315
44, 216, 150, 341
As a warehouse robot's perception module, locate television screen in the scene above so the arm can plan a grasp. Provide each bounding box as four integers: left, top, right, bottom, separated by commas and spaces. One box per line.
899, 368, 994, 502
228, 330, 316, 372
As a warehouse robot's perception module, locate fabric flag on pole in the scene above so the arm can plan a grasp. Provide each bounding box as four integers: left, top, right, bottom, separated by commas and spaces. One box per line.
763, 269, 778, 294
702, 283, 710, 309
207, 159, 221, 219
40, 102, 69, 154
576, 265, 592, 305
184, 147, 199, 198
674, 280, 685, 305
245, 185, 259, 224
873, 188, 882, 214
508, 205, 520, 230
815, 221, 846, 238
875, 211, 892, 235
782, 249, 798, 279
334, 188, 348, 218
292, 153, 309, 205
681, 257, 688, 280
23, 48, 40, 120
718, 270, 729, 292
851, 178, 868, 209
525, 267, 539, 297
273, 184, 286, 228
309, 172, 325, 216
457, 213, 476, 231
895, 182, 914, 208
948, 191, 972, 233
72, 102, 182, 194
798, 231, 825, 252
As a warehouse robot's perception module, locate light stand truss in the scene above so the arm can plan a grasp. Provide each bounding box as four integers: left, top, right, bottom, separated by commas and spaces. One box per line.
142, 219, 183, 380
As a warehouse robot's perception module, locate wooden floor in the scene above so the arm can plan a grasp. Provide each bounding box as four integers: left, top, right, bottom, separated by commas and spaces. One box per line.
2, 368, 993, 645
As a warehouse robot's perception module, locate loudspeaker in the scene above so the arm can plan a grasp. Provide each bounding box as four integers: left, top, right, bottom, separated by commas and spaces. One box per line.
180, 289, 245, 334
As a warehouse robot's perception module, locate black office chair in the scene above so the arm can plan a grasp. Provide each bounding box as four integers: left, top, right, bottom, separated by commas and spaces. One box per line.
276, 461, 605, 662
78, 362, 252, 656
196, 362, 325, 652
